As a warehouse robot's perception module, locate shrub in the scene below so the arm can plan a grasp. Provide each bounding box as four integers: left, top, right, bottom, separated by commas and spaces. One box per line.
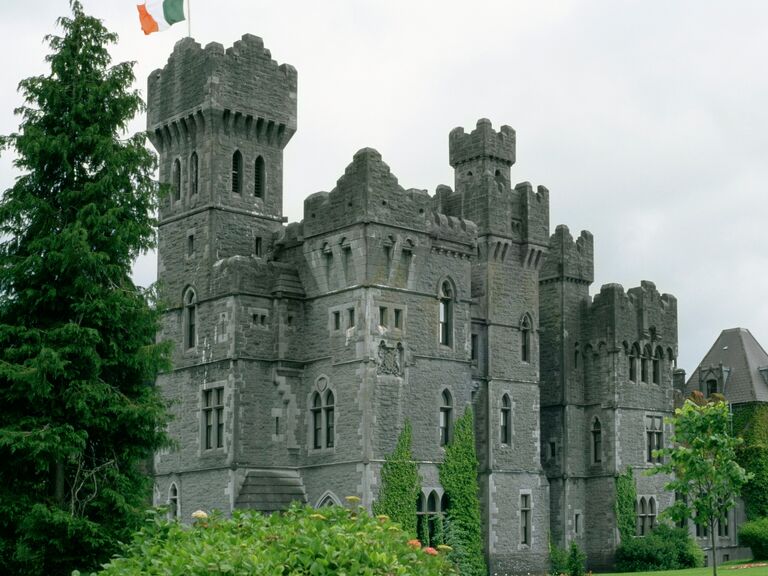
567, 541, 587, 576
614, 524, 703, 572
76, 503, 456, 575
739, 517, 768, 560
548, 538, 568, 576
615, 468, 638, 542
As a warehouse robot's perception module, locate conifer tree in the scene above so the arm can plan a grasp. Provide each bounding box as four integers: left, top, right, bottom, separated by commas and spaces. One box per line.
439, 407, 487, 576
0, 3, 170, 574
373, 420, 420, 536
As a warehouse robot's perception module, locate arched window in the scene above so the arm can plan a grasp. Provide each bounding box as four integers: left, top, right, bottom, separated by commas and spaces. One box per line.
521, 315, 532, 362
324, 390, 335, 448
440, 390, 452, 446
706, 378, 718, 397
592, 418, 602, 464
653, 347, 663, 384
574, 343, 580, 369
190, 152, 198, 196
500, 394, 511, 445
427, 491, 439, 544
231, 150, 243, 194
254, 155, 265, 198
629, 344, 639, 382
637, 497, 647, 536
184, 288, 197, 350
416, 492, 427, 544
172, 158, 181, 202
311, 392, 322, 449
168, 483, 179, 520
641, 345, 651, 383
441, 492, 449, 515
648, 497, 656, 530
438, 281, 453, 346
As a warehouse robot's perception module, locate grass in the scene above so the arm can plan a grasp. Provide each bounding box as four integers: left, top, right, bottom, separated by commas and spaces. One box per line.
597, 562, 768, 576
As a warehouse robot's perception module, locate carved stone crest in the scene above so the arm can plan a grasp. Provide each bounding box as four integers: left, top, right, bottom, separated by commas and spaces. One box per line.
377, 340, 404, 376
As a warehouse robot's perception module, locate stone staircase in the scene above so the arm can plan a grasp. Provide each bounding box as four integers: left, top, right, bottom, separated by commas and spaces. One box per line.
235, 469, 307, 513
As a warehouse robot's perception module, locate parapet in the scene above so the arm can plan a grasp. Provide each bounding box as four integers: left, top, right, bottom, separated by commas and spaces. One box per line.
540, 225, 594, 283
427, 211, 478, 246
147, 34, 297, 141
449, 119, 516, 167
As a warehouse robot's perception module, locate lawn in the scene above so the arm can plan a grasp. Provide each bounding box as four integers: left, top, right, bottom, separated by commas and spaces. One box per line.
598, 563, 768, 576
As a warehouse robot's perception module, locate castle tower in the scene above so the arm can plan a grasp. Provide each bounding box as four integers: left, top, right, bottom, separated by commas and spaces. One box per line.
148, 35, 299, 515
450, 120, 551, 573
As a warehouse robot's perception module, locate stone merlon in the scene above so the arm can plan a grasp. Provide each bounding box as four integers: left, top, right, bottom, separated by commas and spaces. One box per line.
449, 118, 516, 167
540, 225, 594, 283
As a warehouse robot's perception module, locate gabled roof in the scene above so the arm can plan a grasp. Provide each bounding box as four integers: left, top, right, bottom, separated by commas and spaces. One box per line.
686, 328, 768, 404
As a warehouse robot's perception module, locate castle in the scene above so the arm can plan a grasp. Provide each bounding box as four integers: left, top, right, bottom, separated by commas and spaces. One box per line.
149, 35, 683, 573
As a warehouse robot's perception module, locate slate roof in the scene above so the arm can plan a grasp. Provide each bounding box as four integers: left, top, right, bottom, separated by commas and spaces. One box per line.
686, 328, 768, 404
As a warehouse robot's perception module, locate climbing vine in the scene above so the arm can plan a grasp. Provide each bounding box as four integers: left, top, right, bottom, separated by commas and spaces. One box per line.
615, 467, 637, 542
373, 420, 421, 536
733, 404, 768, 519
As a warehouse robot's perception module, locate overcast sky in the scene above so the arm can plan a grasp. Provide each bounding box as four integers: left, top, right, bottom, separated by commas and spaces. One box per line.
1, 0, 766, 374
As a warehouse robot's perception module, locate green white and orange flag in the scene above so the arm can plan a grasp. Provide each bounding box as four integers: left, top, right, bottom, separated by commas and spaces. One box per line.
137, 0, 186, 35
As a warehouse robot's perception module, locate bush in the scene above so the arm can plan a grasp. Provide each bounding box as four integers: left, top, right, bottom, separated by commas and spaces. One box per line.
548, 538, 568, 576
76, 503, 456, 575
739, 517, 768, 560
567, 541, 587, 576
614, 524, 703, 572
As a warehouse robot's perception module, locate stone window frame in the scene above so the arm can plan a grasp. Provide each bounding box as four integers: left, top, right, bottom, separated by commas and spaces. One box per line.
520, 313, 534, 363
200, 381, 226, 454
629, 342, 641, 382
248, 307, 270, 331
328, 302, 359, 335
416, 488, 448, 546
652, 346, 664, 385
231, 149, 243, 194
168, 482, 179, 520
182, 286, 197, 352
645, 413, 664, 464
437, 278, 456, 349
591, 416, 603, 465
439, 388, 454, 447
518, 489, 533, 548
189, 151, 199, 197
374, 299, 406, 334
315, 490, 341, 508
573, 508, 582, 536
254, 155, 266, 199
500, 393, 512, 446
636, 495, 657, 536
172, 157, 182, 202
308, 376, 337, 454
185, 227, 196, 259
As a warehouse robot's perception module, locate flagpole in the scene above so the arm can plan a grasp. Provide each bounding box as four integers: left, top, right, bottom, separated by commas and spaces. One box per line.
187, 0, 191, 37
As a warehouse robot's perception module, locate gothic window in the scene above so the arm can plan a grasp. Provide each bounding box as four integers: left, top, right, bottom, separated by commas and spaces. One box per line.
629, 344, 640, 382
427, 491, 439, 544
592, 418, 602, 464
706, 378, 718, 397
416, 492, 426, 543
648, 497, 657, 531
520, 493, 532, 545
641, 345, 651, 383
318, 494, 337, 507
500, 394, 511, 445
637, 497, 647, 536
324, 390, 335, 448
653, 347, 663, 384
254, 155, 265, 198
311, 392, 322, 449
646, 415, 663, 463
202, 386, 224, 450
231, 150, 243, 194
190, 151, 198, 196
440, 390, 453, 446
172, 158, 181, 201
168, 483, 179, 520
183, 288, 197, 350
521, 315, 532, 362
438, 281, 453, 347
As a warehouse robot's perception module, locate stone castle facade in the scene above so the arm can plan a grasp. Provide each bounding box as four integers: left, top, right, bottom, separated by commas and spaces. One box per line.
149, 35, 681, 573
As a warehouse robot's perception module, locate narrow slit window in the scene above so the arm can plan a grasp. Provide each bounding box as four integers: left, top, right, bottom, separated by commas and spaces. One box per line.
190, 151, 198, 196
324, 390, 335, 448
255, 237, 263, 257
440, 390, 452, 446
500, 394, 511, 444
333, 311, 341, 331
348, 307, 355, 328
379, 306, 388, 327
439, 281, 453, 347
311, 393, 322, 449
231, 150, 243, 194
521, 494, 531, 545
394, 309, 402, 329
254, 156, 265, 198
592, 418, 602, 464
172, 158, 181, 202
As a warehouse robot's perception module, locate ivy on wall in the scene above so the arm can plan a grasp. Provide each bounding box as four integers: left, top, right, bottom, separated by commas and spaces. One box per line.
733, 404, 768, 519
373, 420, 421, 536
615, 467, 638, 542
439, 407, 487, 576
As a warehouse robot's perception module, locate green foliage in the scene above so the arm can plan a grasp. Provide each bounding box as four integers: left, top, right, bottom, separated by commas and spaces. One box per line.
439, 407, 487, 576
79, 504, 456, 575
739, 518, 768, 560
616, 467, 638, 542
430, 513, 445, 546
0, 2, 169, 574
373, 420, 421, 536
549, 538, 569, 576
614, 524, 704, 572
733, 404, 768, 520
650, 399, 751, 576
567, 541, 587, 576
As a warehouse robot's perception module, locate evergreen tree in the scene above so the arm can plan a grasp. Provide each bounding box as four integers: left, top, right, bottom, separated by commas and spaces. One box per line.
0, 3, 170, 574
373, 420, 420, 536
439, 407, 487, 576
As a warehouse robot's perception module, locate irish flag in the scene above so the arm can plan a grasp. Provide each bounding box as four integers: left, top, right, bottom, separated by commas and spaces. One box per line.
137, 0, 186, 35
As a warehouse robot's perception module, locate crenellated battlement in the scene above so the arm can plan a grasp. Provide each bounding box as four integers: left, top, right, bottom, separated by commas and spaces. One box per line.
428, 211, 478, 246
449, 118, 516, 167
540, 225, 594, 283
147, 34, 297, 146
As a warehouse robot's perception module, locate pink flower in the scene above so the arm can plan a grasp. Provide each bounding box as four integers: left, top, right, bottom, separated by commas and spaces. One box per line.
407, 539, 421, 549
424, 547, 438, 556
